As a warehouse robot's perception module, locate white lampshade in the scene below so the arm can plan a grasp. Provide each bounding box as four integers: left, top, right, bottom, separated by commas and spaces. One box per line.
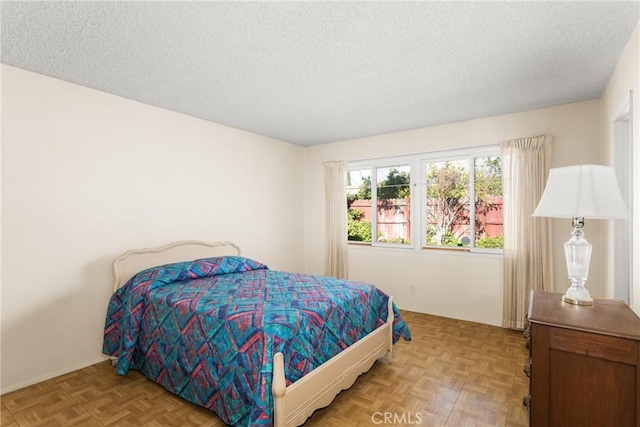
533, 164, 629, 219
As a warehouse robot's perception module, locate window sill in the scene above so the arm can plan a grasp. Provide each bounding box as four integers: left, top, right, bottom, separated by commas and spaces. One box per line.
347, 241, 372, 246
347, 242, 503, 258
421, 246, 470, 253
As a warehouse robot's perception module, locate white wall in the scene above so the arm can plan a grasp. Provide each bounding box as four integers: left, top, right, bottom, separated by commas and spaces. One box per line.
601, 21, 640, 314
0, 65, 306, 393
304, 100, 604, 327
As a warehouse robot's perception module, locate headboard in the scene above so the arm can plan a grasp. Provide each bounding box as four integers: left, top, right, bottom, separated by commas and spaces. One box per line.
111, 240, 241, 292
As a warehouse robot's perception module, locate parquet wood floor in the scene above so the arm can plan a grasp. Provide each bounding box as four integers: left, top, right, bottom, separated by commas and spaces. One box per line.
1, 311, 529, 426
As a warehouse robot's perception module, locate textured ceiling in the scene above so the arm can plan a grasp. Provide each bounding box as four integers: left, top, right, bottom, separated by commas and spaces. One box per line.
1, 1, 638, 146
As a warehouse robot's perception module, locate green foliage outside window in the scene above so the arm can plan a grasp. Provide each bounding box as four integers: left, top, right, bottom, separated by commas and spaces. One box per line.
377, 168, 410, 200
347, 209, 371, 242
476, 235, 504, 248
350, 168, 411, 200
378, 235, 411, 244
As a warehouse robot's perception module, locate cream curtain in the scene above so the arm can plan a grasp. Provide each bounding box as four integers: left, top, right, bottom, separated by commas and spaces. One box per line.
502, 136, 553, 330
323, 160, 349, 279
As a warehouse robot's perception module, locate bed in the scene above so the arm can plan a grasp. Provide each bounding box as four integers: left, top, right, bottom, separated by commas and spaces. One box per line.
103, 240, 411, 426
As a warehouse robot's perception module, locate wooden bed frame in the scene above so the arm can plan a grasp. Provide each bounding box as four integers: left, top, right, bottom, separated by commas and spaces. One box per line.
111, 240, 394, 427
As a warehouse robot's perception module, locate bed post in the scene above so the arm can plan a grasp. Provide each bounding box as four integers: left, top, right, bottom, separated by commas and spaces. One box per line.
272, 352, 286, 427
386, 297, 394, 363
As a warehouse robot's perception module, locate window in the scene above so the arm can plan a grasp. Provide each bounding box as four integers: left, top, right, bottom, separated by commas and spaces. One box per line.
473, 156, 503, 249
347, 169, 372, 242
347, 146, 503, 252
376, 165, 411, 245
425, 159, 470, 247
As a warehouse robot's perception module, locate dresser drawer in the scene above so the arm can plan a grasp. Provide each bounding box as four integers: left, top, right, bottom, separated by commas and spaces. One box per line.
549, 327, 637, 364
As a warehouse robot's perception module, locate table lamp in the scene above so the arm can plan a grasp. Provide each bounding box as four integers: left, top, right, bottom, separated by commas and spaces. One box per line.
532, 164, 629, 305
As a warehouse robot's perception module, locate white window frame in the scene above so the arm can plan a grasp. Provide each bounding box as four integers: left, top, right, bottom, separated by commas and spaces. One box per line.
347, 145, 502, 254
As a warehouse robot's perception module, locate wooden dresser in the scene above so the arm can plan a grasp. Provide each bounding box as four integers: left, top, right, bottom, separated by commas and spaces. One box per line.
524, 290, 640, 427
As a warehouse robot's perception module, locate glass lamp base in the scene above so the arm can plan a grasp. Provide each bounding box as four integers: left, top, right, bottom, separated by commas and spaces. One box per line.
562, 218, 594, 306
562, 283, 594, 305
562, 294, 594, 306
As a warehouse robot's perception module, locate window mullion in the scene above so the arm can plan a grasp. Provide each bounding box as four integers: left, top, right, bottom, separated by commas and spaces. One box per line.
410, 159, 420, 250
371, 167, 378, 244
421, 160, 428, 249
469, 155, 476, 249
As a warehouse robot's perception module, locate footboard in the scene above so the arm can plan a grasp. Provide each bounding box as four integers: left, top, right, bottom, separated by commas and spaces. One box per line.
272, 297, 395, 427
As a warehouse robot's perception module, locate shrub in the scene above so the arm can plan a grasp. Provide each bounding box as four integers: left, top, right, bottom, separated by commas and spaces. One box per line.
347, 209, 371, 242
476, 235, 504, 248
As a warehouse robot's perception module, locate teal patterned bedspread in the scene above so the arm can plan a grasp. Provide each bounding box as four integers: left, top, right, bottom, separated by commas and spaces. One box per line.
103, 256, 411, 426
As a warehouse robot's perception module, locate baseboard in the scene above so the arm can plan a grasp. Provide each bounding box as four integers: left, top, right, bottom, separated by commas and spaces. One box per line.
1, 355, 110, 395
